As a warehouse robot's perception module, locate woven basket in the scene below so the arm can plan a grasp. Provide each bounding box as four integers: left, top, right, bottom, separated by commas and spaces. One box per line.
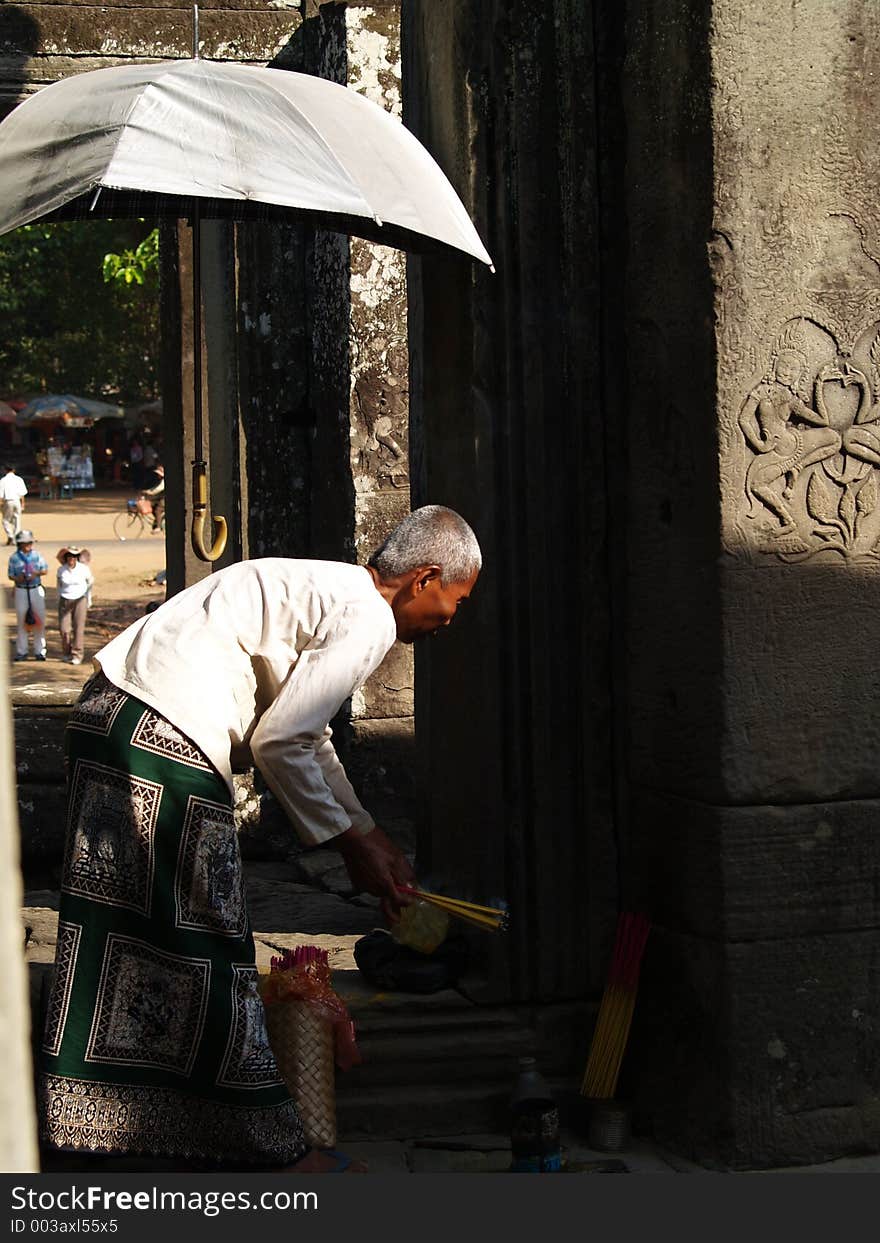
264, 998, 336, 1149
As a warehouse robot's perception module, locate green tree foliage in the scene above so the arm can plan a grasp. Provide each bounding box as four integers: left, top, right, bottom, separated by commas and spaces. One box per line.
102, 227, 159, 287
0, 219, 160, 402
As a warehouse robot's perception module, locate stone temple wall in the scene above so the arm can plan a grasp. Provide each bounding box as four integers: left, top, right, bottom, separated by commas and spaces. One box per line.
0, 0, 304, 120
401, 0, 880, 1168
620, 0, 880, 1167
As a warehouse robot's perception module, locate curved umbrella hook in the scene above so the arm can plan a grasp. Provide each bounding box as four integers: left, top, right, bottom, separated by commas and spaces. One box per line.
191, 460, 228, 561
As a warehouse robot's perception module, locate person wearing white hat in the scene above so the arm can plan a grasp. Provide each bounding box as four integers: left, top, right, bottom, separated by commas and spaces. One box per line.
56, 545, 94, 664
7, 528, 48, 660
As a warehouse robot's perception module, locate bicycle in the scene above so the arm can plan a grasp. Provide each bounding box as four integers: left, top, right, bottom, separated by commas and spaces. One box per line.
113, 497, 166, 541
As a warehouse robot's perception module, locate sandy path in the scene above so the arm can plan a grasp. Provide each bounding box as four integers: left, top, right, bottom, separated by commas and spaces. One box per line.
5, 488, 166, 689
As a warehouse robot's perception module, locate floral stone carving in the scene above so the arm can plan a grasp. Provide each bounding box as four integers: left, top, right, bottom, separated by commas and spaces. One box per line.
738, 318, 880, 561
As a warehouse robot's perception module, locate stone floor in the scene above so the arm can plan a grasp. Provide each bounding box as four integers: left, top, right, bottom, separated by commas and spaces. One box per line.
40, 1131, 880, 1174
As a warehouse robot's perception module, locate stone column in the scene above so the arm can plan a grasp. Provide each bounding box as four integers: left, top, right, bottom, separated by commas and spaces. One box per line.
621, 0, 880, 1167
345, 5, 414, 793
403, 1, 618, 1002
0, 656, 38, 1170
232, 5, 416, 848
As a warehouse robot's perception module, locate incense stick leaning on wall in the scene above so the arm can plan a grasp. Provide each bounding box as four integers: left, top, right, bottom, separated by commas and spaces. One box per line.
580, 911, 651, 1100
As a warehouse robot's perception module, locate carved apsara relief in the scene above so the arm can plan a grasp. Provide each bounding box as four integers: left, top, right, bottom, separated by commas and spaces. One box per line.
726, 205, 880, 562
711, 0, 880, 564
738, 316, 880, 560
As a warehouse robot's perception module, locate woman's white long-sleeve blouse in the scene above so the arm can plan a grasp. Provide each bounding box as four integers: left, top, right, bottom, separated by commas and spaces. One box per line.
57, 561, 94, 600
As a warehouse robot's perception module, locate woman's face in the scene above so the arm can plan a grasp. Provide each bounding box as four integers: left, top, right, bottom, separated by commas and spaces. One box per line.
775, 351, 802, 387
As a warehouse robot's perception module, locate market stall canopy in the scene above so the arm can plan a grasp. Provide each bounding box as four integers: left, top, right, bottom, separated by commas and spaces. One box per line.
0, 400, 17, 423
0, 58, 494, 268
122, 399, 162, 431
17, 394, 97, 427
71, 396, 125, 420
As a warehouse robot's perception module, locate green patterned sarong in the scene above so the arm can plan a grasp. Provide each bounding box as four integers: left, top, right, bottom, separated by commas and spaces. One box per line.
38, 673, 307, 1167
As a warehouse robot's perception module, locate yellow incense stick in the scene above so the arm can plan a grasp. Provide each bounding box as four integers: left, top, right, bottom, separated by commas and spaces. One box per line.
417, 895, 503, 923
424, 901, 504, 931
413, 889, 506, 918
399, 886, 508, 931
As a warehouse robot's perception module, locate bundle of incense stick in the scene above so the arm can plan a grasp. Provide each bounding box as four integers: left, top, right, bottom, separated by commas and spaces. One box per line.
580, 911, 651, 1100
397, 885, 508, 932
270, 945, 328, 972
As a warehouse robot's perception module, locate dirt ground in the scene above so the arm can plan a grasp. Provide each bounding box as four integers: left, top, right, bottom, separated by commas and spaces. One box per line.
5, 487, 166, 687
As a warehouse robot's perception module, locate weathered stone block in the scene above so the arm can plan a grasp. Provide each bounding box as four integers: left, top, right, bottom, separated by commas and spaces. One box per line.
22, 894, 58, 965
245, 879, 377, 936
1, 6, 303, 60
287, 846, 344, 885
631, 789, 880, 940
356, 641, 413, 720
346, 717, 416, 818
718, 564, 880, 805
631, 927, 880, 1169
17, 783, 68, 867
13, 714, 67, 783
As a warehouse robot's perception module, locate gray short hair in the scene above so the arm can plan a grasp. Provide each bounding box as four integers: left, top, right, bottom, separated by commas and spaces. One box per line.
369, 505, 482, 585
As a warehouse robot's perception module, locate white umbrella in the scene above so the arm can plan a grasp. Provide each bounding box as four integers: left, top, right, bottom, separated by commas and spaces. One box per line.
0, 54, 493, 560
0, 58, 493, 267
69, 397, 126, 420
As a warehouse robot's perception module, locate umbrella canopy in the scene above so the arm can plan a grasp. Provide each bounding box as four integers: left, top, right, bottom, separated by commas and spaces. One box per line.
0, 58, 493, 562
69, 396, 125, 420
0, 59, 493, 267
0, 400, 17, 423
16, 394, 94, 427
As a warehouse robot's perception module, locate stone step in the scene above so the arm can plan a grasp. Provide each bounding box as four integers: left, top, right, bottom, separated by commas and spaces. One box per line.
342, 1027, 538, 1087
335, 1074, 583, 1142
335, 1081, 510, 1139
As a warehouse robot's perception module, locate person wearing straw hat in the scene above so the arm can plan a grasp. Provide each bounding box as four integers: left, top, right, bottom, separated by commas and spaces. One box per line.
0, 463, 27, 545
7, 528, 48, 660
56, 544, 94, 664
39, 504, 481, 1174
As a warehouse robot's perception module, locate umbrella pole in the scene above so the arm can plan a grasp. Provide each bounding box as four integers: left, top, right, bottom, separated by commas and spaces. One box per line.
189, 196, 228, 562
187, 1, 227, 564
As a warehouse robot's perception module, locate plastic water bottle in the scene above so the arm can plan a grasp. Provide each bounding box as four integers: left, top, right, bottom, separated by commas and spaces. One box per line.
509, 1055, 562, 1172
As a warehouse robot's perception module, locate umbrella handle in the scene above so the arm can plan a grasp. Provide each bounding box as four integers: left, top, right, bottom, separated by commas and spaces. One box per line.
190, 461, 228, 562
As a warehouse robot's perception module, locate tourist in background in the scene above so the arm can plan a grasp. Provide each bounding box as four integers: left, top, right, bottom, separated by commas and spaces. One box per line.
0, 463, 27, 545
128, 436, 144, 489
8, 528, 48, 661
141, 463, 165, 531
56, 545, 94, 666
142, 438, 160, 484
